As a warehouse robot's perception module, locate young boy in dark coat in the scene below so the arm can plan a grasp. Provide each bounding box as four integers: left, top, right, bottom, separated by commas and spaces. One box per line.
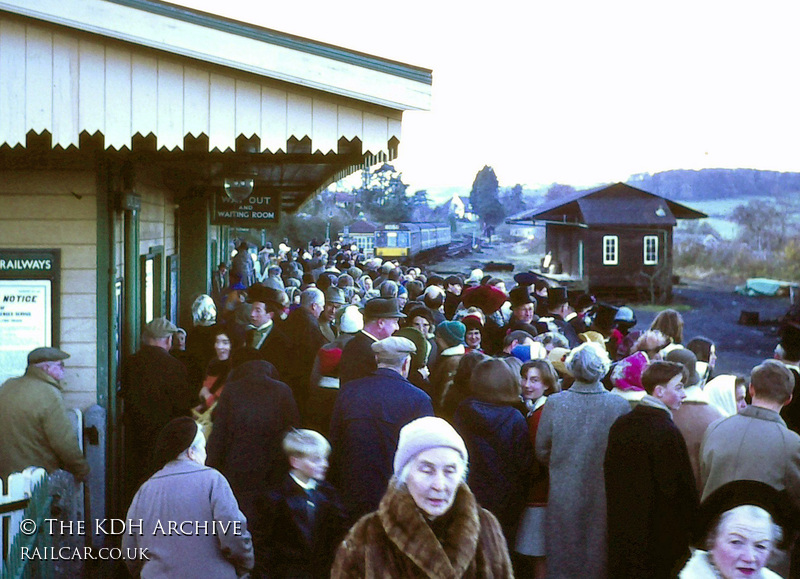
604, 361, 699, 579
253, 429, 347, 579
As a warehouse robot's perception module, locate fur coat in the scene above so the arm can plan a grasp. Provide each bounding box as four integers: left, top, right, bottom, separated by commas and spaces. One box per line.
331, 482, 512, 579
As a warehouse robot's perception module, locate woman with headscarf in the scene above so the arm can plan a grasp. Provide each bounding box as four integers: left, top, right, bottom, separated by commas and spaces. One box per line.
535, 342, 631, 579
332, 416, 513, 578
453, 358, 534, 548
123, 417, 254, 578
192, 325, 240, 438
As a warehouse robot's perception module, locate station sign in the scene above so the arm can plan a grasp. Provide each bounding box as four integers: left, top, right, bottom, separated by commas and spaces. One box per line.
212, 189, 281, 226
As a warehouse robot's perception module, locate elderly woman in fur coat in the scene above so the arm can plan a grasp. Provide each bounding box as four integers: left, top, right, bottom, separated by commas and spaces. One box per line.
331, 416, 513, 578
535, 342, 631, 579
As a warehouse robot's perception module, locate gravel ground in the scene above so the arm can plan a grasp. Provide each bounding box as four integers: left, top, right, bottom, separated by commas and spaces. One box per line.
430, 241, 792, 377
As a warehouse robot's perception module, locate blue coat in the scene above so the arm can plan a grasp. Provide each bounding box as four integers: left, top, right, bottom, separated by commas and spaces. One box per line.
453, 398, 533, 544
328, 368, 434, 522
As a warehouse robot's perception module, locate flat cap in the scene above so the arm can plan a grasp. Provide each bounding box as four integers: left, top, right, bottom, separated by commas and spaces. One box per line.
371, 336, 416, 357
143, 317, 178, 339
28, 347, 70, 365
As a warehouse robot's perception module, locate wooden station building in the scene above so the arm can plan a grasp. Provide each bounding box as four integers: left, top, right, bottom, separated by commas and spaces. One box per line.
508, 183, 707, 298
0, 0, 430, 516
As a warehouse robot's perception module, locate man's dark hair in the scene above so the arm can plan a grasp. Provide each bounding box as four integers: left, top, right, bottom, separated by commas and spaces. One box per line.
641, 361, 686, 395
751, 359, 795, 404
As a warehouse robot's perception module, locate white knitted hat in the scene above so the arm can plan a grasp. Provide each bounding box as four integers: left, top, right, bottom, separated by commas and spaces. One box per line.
393, 417, 468, 475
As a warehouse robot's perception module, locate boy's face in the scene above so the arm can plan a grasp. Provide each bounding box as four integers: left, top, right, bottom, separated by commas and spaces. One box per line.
290, 453, 329, 483
654, 373, 686, 411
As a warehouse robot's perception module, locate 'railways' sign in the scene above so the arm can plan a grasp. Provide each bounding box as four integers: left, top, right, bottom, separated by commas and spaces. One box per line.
212, 190, 281, 226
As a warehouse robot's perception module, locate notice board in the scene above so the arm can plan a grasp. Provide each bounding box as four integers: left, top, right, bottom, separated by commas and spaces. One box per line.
0, 249, 60, 383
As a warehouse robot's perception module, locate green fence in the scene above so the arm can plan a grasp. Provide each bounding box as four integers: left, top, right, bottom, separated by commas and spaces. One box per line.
1, 474, 53, 579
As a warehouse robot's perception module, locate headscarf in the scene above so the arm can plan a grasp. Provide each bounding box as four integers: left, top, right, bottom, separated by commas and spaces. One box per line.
703, 374, 738, 417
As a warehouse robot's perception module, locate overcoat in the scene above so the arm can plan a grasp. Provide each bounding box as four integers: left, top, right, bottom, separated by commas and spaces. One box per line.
0, 366, 89, 481
123, 457, 253, 578
605, 405, 698, 578
535, 380, 630, 579
252, 475, 347, 578
671, 393, 724, 492
453, 398, 533, 545
120, 344, 192, 500
700, 405, 800, 508
207, 361, 301, 527
328, 368, 433, 522
331, 482, 513, 579
338, 331, 377, 387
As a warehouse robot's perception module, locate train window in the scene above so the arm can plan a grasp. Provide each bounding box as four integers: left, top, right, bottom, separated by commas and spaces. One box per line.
602, 235, 619, 265
398, 232, 409, 246
387, 232, 398, 247
376, 232, 387, 246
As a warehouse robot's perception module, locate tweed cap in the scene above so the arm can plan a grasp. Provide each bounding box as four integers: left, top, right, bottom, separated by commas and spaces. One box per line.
28, 347, 70, 365
371, 336, 416, 358
325, 286, 346, 305
143, 317, 178, 339
393, 416, 468, 475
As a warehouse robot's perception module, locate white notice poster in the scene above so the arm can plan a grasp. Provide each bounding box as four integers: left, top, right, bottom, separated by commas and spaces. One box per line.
0, 279, 52, 384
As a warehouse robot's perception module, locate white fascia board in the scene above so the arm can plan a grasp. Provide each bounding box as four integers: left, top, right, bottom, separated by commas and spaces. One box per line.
0, 0, 431, 111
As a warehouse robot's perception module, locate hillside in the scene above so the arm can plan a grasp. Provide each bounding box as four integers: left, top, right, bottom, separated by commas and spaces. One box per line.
627, 168, 800, 201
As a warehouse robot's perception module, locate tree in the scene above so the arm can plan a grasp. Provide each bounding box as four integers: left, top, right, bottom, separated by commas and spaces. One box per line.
469, 166, 505, 227
731, 200, 788, 252
352, 163, 413, 222
545, 183, 577, 204
501, 183, 527, 215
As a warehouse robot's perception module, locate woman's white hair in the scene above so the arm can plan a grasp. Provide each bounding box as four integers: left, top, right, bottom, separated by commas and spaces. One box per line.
707, 505, 782, 550
191, 294, 217, 326
566, 341, 611, 382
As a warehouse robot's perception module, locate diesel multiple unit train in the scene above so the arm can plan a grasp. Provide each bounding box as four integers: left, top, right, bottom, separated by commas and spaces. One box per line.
373, 222, 452, 261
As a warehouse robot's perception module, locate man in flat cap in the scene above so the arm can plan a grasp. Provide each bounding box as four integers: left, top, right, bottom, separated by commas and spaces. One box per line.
329, 336, 433, 523
0, 347, 89, 482
319, 287, 346, 343
339, 298, 405, 387
120, 317, 193, 504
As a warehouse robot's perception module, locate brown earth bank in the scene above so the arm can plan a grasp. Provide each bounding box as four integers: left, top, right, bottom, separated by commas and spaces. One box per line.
428, 241, 791, 378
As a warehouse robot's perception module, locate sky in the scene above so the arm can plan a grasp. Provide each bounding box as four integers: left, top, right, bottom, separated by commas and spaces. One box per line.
171, 1, 800, 193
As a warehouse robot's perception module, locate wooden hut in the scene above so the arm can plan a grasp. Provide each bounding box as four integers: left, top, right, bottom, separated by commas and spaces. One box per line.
508, 183, 707, 298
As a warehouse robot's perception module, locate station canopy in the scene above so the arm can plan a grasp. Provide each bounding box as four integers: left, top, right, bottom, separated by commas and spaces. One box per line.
0, 0, 432, 212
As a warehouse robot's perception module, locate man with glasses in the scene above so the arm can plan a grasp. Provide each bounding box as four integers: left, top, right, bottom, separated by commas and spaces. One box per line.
0, 347, 89, 482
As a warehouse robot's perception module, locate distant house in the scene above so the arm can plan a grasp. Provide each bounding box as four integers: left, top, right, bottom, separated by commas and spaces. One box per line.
341, 219, 378, 255
507, 183, 707, 297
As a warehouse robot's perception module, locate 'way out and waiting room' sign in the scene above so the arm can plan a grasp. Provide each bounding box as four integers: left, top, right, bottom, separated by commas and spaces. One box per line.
212, 190, 281, 227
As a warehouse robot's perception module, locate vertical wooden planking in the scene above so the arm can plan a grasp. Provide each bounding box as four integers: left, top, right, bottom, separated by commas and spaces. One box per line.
0, 20, 28, 147
312, 99, 337, 154
286, 93, 312, 142
388, 117, 402, 143
78, 40, 105, 137
156, 59, 184, 150
209, 74, 235, 152
25, 26, 53, 134
260, 86, 287, 153
51, 33, 80, 149
131, 53, 158, 138
338, 106, 362, 143
235, 80, 261, 140
183, 67, 210, 139
362, 112, 388, 155
104, 46, 132, 150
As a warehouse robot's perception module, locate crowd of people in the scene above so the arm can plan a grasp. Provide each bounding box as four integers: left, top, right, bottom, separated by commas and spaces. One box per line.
3, 236, 800, 578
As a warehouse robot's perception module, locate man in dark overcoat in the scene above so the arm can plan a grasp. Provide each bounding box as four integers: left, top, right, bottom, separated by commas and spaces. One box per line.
329, 336, 434, 523
120, 317, 193, 503
338, 297, 404, 387
206, 360, 300, 530
605, 361, 698, 579
278, 288, 327, 417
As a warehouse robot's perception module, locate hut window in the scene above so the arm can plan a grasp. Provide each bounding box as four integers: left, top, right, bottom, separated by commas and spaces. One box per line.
643, 235, 659, 265
602, 235, 619, 265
